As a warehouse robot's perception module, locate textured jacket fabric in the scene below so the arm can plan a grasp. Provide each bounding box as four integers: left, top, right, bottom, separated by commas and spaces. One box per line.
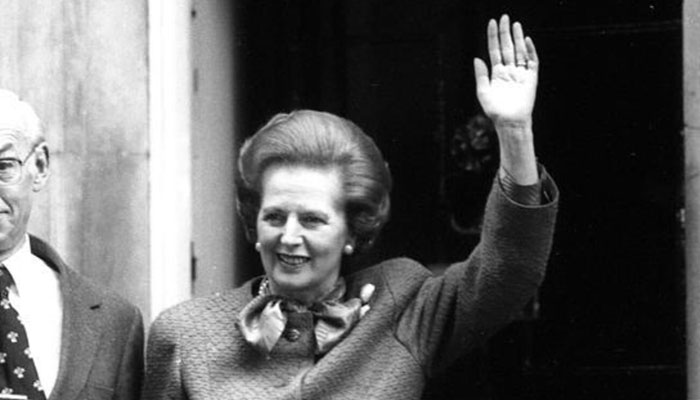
143, 175, 558, 400
29, 236, 144, 400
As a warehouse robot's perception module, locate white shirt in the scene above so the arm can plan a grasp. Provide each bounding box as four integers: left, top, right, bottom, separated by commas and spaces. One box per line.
4, 235, 62, 397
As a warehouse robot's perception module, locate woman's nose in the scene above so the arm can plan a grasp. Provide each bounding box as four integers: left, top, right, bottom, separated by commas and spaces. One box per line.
280, 218, 303, 246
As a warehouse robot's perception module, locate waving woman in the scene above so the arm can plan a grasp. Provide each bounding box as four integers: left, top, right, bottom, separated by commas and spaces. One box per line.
143, 14, 558, 400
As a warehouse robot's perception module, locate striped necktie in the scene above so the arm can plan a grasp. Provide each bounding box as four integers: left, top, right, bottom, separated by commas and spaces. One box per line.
0, 266, 46, 400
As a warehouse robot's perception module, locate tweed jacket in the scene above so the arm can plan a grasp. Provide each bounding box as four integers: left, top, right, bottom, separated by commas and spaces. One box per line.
143, 174, 558, 400
29, 236, 144, 400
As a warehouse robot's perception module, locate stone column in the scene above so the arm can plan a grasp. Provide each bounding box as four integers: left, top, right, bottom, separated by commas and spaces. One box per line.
685, 0, 700, 397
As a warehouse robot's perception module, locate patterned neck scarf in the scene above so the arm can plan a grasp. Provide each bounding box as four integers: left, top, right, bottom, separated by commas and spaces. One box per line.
237, 277, 373, 355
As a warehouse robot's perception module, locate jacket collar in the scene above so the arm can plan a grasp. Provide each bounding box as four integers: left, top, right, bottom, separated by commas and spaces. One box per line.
29, 235, 104, 400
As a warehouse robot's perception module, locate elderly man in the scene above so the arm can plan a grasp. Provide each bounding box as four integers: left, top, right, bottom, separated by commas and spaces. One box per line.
0, 90, 143, 400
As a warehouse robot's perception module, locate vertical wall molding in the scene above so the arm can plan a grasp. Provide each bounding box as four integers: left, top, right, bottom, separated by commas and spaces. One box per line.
686, 0, 700, 397
191, 0, 238, 296
149, 0, 193, 321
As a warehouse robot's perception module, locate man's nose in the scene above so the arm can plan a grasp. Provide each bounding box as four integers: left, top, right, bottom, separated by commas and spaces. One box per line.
280, 218, 303, 246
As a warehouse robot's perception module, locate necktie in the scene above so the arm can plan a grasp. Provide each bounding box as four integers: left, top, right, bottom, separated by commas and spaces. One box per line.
0, 266, 46, 400
237, 277, 374, 355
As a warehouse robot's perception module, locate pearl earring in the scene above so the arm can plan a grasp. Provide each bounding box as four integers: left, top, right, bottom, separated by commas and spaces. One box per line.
255, 242, 262, 252
343, 244, 354, 255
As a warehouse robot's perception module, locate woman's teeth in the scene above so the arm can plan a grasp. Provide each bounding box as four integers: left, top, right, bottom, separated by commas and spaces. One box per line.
278, 254, 310, 266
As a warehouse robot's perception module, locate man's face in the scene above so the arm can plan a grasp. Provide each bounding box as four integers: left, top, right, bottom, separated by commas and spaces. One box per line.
0, 130, 45, 256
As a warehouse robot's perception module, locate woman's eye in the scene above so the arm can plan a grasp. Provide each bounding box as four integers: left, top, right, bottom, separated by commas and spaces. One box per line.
262, 213, 285, 225
301, 215, 325, 227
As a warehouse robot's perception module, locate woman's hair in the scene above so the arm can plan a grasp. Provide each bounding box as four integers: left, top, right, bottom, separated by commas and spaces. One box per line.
236, 110, 392, 253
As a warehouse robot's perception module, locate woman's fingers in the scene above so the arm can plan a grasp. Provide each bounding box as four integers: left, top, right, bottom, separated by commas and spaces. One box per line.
498, 14, 515, 65
525, 36, 539, 71
489, 14, 532, 69
487, 19, 501, 67
513, 22, 528, 67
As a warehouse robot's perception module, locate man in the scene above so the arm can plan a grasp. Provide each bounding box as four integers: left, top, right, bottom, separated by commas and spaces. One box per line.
0, 89, 143, 400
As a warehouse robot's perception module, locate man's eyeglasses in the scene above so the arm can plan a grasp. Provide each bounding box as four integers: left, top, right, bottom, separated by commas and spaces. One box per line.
0, 142, 41, 186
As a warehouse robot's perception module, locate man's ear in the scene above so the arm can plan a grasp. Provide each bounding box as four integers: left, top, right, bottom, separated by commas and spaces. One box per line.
31, 142, 50, 192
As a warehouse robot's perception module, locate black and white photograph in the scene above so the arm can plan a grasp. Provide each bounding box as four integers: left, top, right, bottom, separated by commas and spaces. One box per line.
0, 1, 692, 399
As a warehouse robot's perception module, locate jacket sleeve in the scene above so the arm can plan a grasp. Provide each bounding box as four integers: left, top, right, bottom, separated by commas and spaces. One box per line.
394, 167, 559, 376
142, 310, 187, 400
114, 305, 145, 400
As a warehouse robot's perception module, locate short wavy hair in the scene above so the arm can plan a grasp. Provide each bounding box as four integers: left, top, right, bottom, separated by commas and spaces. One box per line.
236, 110, 392, 253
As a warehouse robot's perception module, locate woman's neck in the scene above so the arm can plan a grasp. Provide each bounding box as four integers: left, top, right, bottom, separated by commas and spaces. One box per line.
267, 275, 340, 305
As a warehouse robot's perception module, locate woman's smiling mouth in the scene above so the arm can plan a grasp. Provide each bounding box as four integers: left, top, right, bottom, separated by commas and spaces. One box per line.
277, 253, 311, 267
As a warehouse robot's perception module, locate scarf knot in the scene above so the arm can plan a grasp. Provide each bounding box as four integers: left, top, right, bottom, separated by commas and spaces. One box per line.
237, 278, 374, 355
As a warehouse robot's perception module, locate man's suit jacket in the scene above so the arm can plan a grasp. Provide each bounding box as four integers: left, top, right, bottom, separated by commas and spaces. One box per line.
29, 235, 144, 400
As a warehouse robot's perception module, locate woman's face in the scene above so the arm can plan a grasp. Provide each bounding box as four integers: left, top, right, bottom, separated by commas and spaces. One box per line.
256, 164, 352, 303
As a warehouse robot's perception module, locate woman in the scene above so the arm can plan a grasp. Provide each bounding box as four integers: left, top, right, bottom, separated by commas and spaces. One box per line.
143, 15, 558, 400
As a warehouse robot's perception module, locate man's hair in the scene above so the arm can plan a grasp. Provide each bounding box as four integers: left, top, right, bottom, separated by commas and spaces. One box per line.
0, 89, 45, 145
236, 110, 392, 253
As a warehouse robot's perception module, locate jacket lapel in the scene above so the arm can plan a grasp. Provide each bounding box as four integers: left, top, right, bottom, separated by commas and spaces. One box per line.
29, 236, 104, 400
50, 269, 103, 400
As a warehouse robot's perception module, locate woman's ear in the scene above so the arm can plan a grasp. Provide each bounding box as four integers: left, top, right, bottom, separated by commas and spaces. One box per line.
31, 142, 50, 192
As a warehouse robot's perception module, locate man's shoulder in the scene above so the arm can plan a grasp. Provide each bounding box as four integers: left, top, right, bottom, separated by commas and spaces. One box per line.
29, 235, 140, 318
64, 265, 140, 315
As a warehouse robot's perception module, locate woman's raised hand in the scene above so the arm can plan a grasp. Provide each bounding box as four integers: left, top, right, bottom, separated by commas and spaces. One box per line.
474, 14, 539, 185
474, 14, 538, 126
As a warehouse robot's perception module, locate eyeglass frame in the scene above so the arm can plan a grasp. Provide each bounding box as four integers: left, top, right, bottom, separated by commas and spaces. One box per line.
0, 141, 44, 186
